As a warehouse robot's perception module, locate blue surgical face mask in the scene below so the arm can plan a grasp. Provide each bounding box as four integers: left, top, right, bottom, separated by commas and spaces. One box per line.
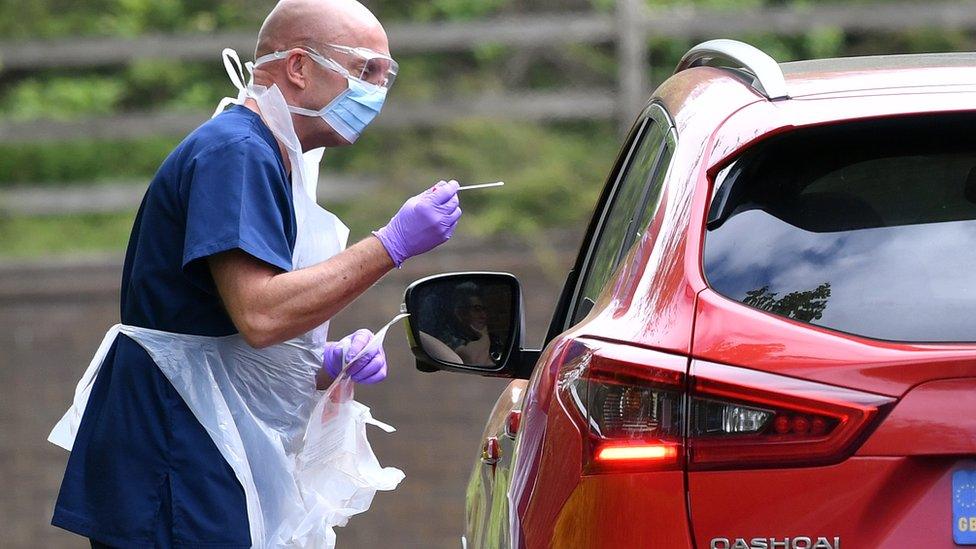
253, 48, 393, 144
287, 77, 387, 144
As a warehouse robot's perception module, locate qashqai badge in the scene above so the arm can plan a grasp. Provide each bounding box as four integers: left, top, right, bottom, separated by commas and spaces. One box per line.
710, 537, 841, 549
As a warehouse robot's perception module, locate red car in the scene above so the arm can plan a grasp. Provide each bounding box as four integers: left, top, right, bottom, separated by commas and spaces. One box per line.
402, 40, 976, 548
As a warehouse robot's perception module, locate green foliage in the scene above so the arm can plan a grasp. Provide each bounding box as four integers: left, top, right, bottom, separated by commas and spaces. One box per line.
0, 212, 135, 256
0, 61, 233, 117
0, 0, 519, 39
644, 0, 764, 9
122, 59, 229, 111
1, 76, 126, 120
0, 0, 255, 39
804, 27, 845, 60
373, 0, 512, 22
431, 121, 616, 235
0, 138, 178, 184
324, 120, 619, 238
744, 283, 832, 323
404, 0, 512, 21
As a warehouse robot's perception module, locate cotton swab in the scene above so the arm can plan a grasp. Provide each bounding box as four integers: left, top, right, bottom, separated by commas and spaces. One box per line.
457, 181, 505, 191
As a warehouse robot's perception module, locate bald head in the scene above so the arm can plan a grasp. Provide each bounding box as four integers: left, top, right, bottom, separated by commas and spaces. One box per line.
247, 0, 390, 149
256, 0, 388, 58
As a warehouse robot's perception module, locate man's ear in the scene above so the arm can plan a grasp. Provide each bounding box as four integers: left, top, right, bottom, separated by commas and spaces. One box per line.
284, 50, 308, 90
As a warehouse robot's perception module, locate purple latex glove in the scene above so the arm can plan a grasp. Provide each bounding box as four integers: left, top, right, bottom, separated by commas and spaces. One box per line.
322, 329, 387, 384
373, 180, 462, 267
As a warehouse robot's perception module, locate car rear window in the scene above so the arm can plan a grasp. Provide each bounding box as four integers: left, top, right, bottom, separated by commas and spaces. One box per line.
703, 114, 976, 343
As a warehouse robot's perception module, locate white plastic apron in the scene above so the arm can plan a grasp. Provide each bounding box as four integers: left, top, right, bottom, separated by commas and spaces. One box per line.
49, 49, 403, 548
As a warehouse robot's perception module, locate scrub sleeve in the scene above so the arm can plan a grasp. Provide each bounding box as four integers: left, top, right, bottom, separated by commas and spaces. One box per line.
182, 137, 294, 278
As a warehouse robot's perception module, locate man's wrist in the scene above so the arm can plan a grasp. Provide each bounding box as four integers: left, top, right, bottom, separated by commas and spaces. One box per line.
370, 228, 404, 268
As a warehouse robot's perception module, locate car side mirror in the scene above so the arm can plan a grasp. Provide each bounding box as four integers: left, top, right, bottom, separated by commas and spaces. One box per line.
402, 272, 539, 378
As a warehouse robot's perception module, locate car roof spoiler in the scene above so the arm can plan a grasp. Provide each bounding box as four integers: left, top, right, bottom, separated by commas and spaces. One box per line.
675, 39, 790, 101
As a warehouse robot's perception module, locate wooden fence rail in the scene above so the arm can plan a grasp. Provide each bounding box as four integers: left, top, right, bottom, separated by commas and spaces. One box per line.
3, 1, 976, 215
4, 3, 976, 71
0, 89, 616, 143
2, 1, 976, 143
0, 175, 380, 216
0, 14, 618, 69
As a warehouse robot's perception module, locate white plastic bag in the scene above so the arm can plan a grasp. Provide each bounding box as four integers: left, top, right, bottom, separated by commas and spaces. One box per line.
277, 314, 408, 548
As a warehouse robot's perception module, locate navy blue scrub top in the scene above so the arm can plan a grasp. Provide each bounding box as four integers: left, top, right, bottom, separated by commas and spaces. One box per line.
53, 105, 295, 548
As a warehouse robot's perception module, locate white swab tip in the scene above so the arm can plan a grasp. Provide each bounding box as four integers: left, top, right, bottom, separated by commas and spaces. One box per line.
457, 182, 505, 191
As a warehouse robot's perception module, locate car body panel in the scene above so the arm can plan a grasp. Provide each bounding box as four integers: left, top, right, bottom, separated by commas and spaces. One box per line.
704, 87, 976, 177
507, 336, 573, 548
551, 471, 691, 548
504, 72, 755, 546
688, 77, 976, 395
688, 457, 971, 548
514, 346, 585, 549
693, 289, 976, 398
571, 68, 762, 355
465, 379, 527, 549
781, 53, 976, 97
859, 378, 976, 456
512, 336, 695, 547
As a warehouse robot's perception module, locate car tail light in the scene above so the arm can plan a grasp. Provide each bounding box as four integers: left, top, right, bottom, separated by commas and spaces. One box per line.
555, 339, 894, 473
688, 360, 895, 470
556, 340, 686, 473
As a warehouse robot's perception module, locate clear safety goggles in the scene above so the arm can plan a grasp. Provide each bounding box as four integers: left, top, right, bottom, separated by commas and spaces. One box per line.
254, 44, 398, 90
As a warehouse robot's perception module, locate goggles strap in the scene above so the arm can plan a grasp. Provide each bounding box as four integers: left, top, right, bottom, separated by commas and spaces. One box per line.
253, 51, 283, 68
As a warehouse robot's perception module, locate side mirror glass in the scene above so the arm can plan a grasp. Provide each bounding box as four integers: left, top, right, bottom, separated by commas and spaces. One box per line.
403, 272, 524, 376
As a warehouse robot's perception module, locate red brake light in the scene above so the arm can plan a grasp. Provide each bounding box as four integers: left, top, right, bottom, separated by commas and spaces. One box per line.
555, 339, 894, 473
595, 443, 680, 462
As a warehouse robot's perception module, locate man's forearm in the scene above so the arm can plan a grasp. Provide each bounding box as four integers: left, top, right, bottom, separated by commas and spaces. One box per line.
211, 180, 462, 349
210, 236, 395, 348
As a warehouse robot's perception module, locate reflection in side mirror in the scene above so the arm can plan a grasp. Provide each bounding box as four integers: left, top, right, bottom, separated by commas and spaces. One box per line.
403, 272, 525, 376
417, 331, 464, 364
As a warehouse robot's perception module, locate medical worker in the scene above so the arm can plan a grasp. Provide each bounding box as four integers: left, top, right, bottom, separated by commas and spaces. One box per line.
49, 0, 459, 547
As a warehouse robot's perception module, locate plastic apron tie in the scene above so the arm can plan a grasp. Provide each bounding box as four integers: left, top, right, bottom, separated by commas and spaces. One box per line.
49, 48, 401, 549
213, 48, 250, 117
215, 48, 321, 202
